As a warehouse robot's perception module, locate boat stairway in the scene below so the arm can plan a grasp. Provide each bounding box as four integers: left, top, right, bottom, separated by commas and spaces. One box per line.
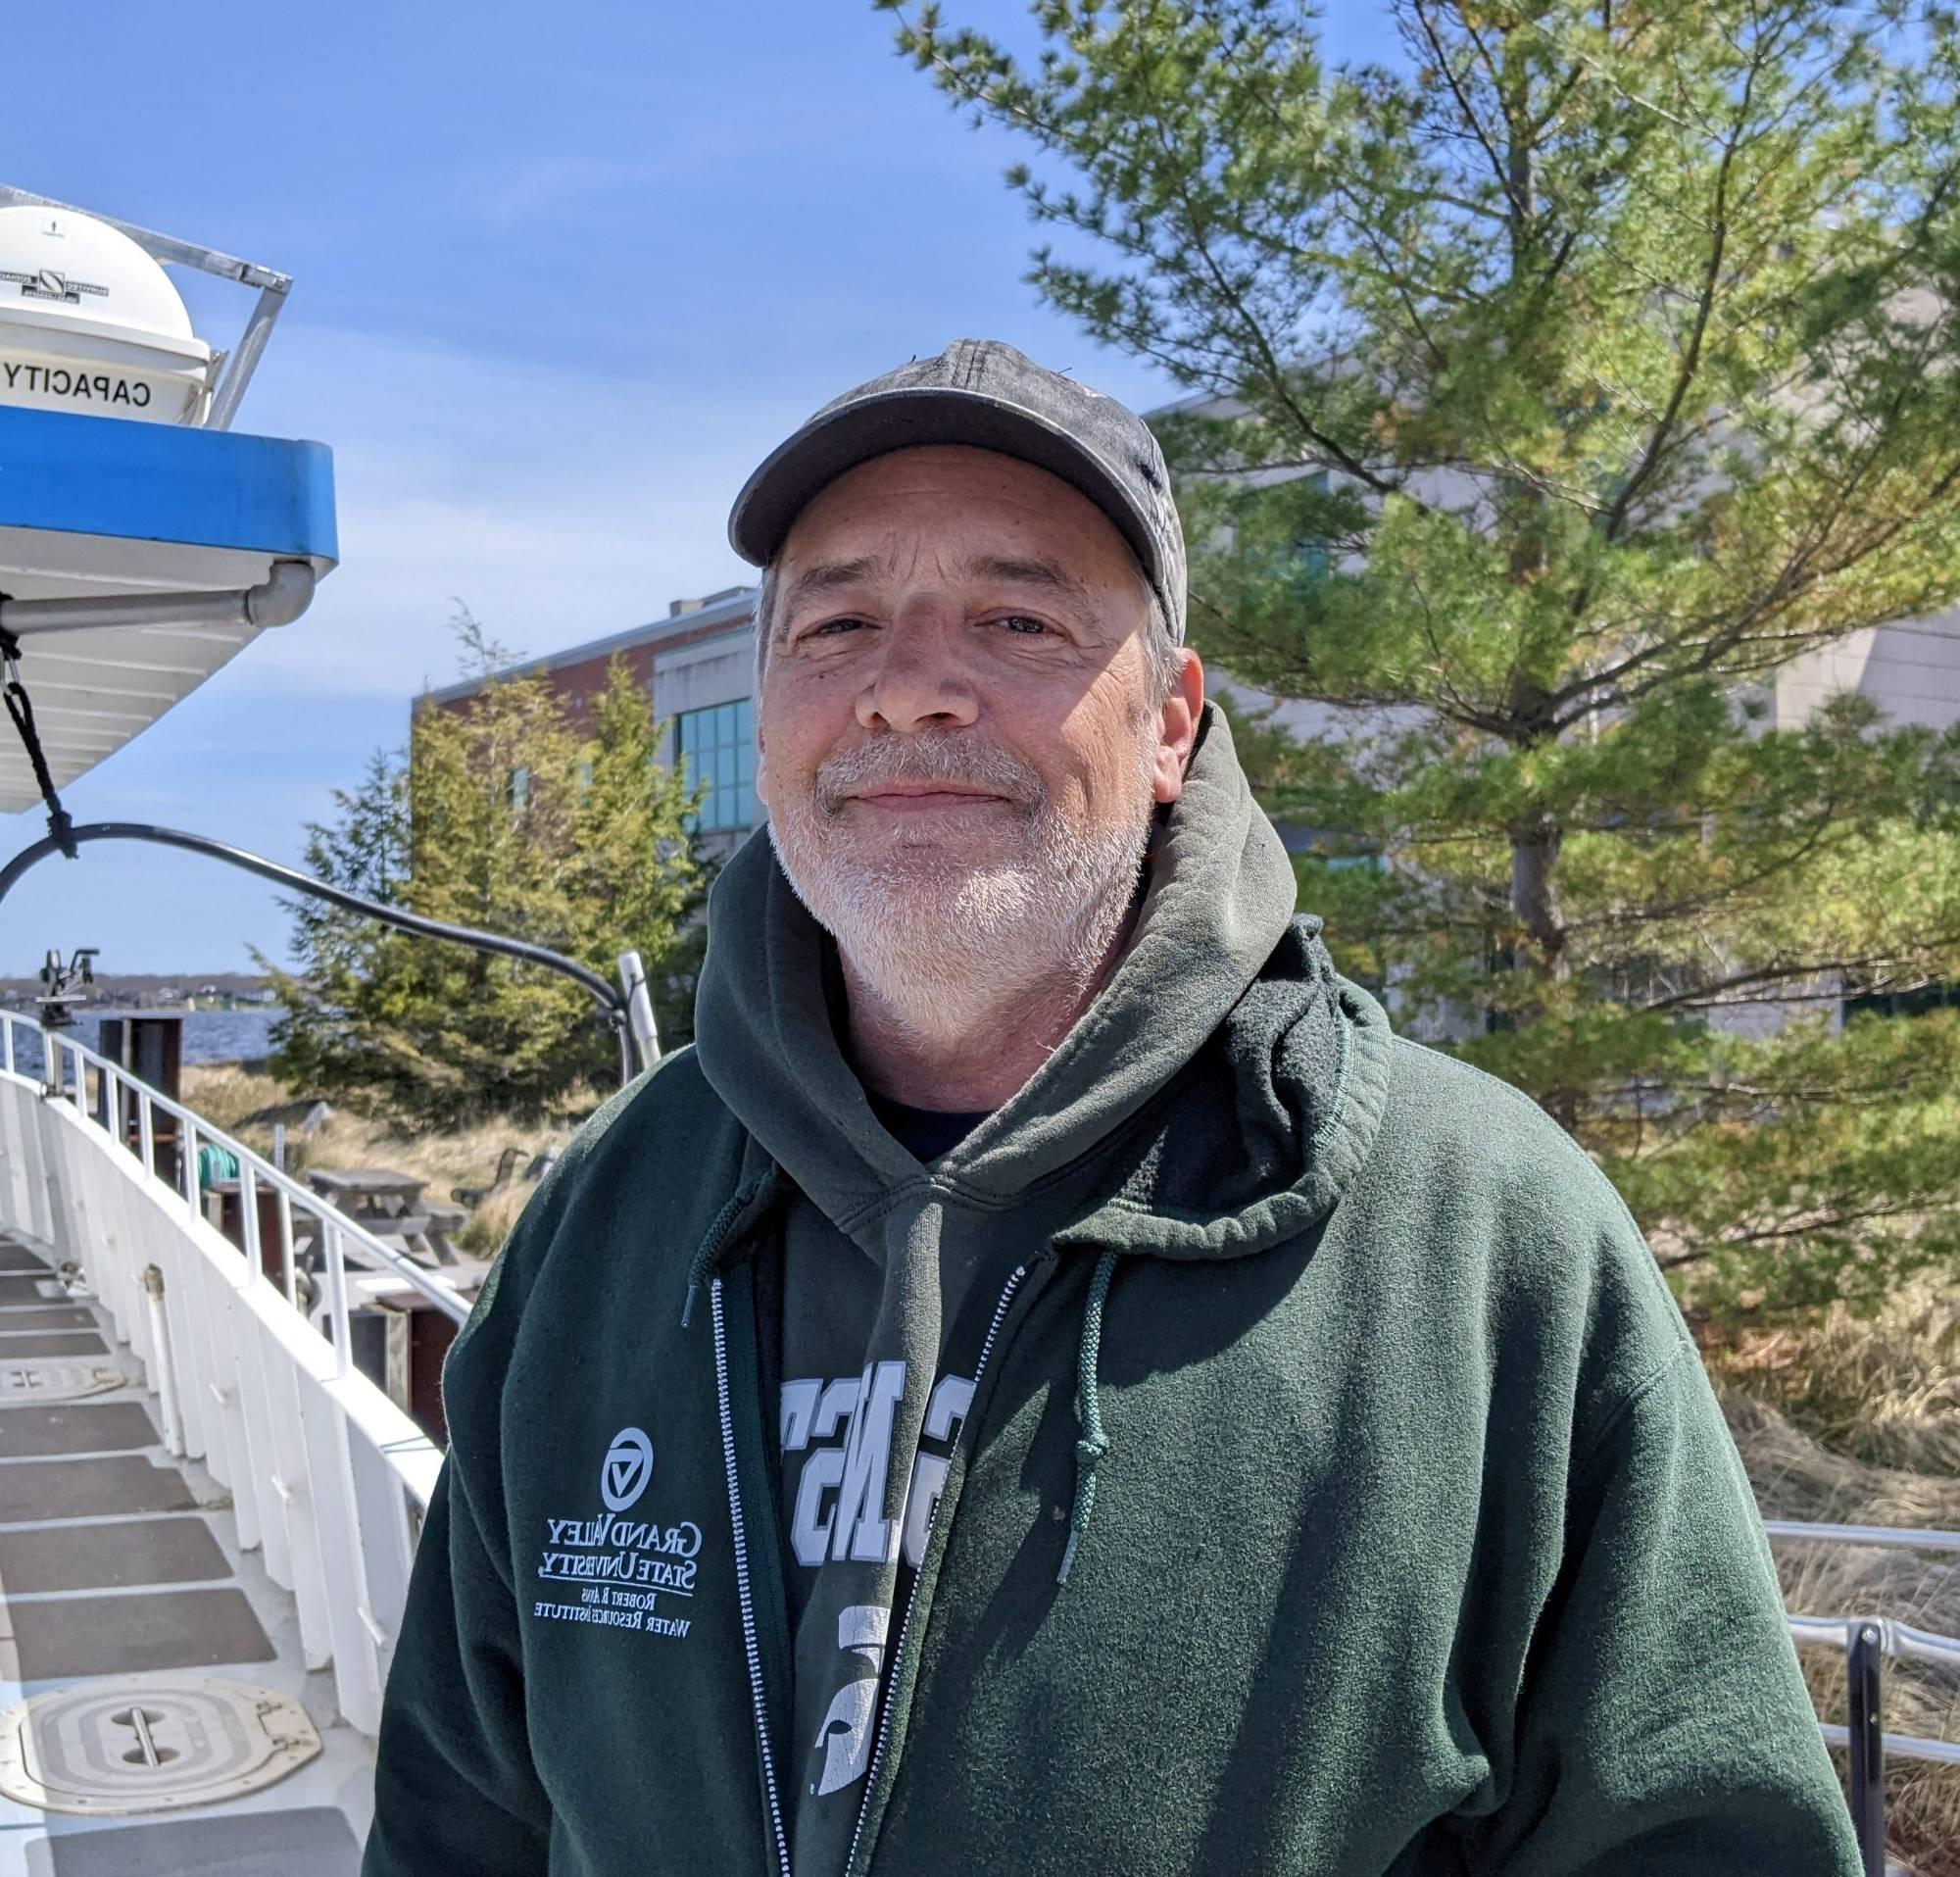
0, 1232, 367, 1874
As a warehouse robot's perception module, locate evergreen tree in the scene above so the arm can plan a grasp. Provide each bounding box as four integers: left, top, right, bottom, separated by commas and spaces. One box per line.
886, 0, 1960, 1312
257, 612, 707, 1126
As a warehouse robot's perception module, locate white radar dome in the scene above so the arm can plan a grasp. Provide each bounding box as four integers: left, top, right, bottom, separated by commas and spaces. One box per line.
0, 206, 215, 425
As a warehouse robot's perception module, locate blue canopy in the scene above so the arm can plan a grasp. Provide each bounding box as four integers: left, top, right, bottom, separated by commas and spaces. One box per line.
0, 403, 335, 567
0, 405, 338, 814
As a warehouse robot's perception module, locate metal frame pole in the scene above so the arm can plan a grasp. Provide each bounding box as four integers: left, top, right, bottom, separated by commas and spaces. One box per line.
205, 280, 289, 431
616, 949, 661, 1077
0, 560, 317, 637
142, 1264, 185, 1457
0, 821, 638, 1085
1846, 1619, 1886, 1876
324, 1224, 353, 1379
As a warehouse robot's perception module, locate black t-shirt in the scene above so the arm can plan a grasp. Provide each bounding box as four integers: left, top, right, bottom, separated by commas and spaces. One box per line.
863, 1091, 992, 1164
768, 1091, 1002, 1874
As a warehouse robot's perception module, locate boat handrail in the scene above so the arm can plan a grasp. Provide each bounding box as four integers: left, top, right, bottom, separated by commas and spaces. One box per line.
1787, 1612, 1958, 1868
1788, 1611, 1960, 1676
0, 1013, 454, 1736
1776, 1534, 1960, 1864
1767, 1517, 1960, 1555
0, 1010, 471, 1327
1816, 1718, 1960, 1766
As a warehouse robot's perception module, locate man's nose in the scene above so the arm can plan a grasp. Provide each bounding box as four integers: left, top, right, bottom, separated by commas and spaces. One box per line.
856, 615, 978, 735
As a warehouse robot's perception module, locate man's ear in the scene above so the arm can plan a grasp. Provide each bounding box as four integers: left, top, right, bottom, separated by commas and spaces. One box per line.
754, 723, 769, 810
1152, 650, 1205, 806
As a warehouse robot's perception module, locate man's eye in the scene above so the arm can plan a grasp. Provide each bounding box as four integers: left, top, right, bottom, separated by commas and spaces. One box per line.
996, 615, 1051, 636
804, 617, 867, 639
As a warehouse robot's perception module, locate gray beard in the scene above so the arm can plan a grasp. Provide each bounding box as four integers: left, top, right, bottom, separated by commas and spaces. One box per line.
766, 731, 1156, 1045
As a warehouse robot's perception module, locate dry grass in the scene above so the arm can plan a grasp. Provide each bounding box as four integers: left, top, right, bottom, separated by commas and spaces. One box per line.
1718, 1282, 1960, 1480
179, 1062, 606, 1255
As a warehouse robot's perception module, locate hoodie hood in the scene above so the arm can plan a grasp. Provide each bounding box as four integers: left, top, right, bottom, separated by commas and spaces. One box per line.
693, 703, 1392, 1261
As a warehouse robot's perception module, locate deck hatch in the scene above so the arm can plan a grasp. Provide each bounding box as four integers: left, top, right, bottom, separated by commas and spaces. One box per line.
0, 1360, 124, 1402
0, 1677, 320, 1814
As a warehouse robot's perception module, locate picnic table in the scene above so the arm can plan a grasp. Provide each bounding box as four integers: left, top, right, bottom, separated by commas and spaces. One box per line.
305, 1166, 466, 1267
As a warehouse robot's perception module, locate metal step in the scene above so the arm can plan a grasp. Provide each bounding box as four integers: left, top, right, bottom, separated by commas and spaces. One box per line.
20, 1806, 358, 1874
0, 1240, 370, 1871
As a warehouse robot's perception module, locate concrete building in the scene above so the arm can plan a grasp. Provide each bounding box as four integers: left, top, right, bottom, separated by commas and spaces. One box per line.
1771, 618, 1960, 734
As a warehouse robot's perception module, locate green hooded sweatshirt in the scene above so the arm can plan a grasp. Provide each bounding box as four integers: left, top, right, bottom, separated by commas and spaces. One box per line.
365, 709, 1858, 1877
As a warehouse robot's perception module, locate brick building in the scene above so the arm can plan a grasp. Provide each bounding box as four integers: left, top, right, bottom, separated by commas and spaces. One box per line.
418, 585, 763, 855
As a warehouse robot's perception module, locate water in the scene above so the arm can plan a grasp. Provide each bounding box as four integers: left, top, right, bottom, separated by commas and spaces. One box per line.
174, 1008, 281, 1065
5, 1007, 281, 1078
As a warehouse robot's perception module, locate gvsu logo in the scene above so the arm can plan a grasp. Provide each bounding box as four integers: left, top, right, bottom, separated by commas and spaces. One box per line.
601, 1427, 655, 1512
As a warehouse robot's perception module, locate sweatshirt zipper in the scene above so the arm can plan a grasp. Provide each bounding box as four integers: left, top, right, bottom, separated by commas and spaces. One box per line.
710, 1274, 794, 1877
843, 1260, 1032, 1877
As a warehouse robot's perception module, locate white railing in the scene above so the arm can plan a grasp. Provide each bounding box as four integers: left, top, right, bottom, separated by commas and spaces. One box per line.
0, 1013, 472, 1737
1773, 1522, 1960, 1869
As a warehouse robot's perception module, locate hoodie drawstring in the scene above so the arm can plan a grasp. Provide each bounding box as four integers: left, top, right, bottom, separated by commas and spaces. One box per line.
1058, 1249, 1120, 1587
681, 1183, 763, 1327
689, 1177, 1118, 1582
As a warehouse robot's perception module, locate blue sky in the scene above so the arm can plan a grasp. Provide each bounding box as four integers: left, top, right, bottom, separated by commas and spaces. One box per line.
0, 0, 1396, 977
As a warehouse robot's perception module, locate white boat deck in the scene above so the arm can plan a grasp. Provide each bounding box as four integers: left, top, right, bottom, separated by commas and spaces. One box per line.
0, 1233, 368, 1875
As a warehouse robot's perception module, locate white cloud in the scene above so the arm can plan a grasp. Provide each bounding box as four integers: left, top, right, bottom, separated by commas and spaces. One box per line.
228, 324, 780, 697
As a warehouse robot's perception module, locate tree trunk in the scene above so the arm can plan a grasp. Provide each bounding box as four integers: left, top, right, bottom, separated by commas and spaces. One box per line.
1511, 808, 1578, 1129
1509, 813, 1568, 982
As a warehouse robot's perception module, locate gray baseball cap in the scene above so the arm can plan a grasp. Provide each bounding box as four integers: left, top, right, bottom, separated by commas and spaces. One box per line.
727, 338, 1187, 643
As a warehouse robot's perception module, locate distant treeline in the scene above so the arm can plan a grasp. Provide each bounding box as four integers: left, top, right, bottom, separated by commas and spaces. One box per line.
0, 972, 272, 1000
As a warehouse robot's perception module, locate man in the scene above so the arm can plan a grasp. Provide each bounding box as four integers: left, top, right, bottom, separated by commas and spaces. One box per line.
365, 340, 1859, 1875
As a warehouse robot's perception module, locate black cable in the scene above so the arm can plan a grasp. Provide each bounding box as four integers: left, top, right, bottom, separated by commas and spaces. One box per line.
0, 616, 78, 860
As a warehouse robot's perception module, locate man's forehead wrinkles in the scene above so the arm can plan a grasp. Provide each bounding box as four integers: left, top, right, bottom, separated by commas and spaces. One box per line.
781, 546, 1104, 609
784, 554, 886, 591
958, 554, 1098, 606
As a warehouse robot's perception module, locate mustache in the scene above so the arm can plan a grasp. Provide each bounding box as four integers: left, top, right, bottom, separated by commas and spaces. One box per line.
815, 733, 1045, 813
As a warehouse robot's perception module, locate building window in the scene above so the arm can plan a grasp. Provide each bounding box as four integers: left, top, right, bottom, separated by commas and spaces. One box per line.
1295, 469, 1333, 583
1247, 469, 1332, 585
674, 699, 757, 832
1844, 983, 1960, 1022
